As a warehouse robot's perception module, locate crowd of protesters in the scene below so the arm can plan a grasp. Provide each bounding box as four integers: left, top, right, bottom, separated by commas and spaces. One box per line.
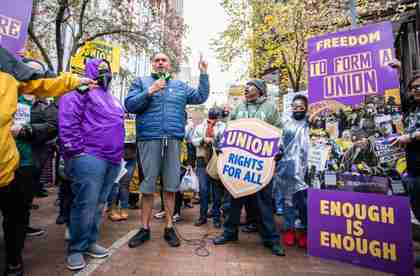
1, 44, 420, 276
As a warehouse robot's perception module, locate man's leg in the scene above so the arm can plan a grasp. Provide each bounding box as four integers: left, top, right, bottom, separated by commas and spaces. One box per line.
174, 192, 183, 216
161, 139, 181, 247
128, 141, 161, 248
138, 140, 162, 228
214, 195, 243, 245
196, 158, 209, 224
210, 178, 224, 227
254, 182, 285, 256
142, 194, 154, 228
242, 195, 258, 233
163, 191, 176, 228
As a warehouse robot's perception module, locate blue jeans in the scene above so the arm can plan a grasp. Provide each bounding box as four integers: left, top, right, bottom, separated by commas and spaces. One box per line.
197, 158, 224, 221
107, 160, 135, 209
67, 154, 120, 254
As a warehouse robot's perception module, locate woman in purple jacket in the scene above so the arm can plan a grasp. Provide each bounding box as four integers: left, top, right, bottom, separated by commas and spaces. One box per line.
58, 59, 124, 271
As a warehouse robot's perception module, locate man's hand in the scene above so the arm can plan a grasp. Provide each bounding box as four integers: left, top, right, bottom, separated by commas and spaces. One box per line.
198, 54, 208, 74
148, 79, 166, 96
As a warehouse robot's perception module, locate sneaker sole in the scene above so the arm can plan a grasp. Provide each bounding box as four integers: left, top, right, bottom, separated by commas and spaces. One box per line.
166, 241, 181, 247
26, 232, 46, 237
67, 263, 86, 271
128, 238, 150, 248
84, 252, 109, 259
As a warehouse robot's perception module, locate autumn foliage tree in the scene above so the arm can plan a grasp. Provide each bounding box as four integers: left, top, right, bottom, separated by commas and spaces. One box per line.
213, 0, 409, 93
28, 0, 187, 73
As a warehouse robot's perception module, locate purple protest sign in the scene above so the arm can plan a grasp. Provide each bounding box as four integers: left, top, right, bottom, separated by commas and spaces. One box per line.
307, 22, 400, 116
308, 188, 413, 276
0, 0, 33, 55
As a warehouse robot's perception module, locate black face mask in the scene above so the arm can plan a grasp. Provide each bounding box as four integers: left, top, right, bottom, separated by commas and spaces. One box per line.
292, 111, 306, 121
97, 69, 112, 90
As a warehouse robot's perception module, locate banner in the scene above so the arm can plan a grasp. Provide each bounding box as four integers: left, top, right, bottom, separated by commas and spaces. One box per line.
308, 189, 413, 276
308, 22, 400, 116
70, 40, 121, 74
0, 0, 32, 55
217, 118, 280, 198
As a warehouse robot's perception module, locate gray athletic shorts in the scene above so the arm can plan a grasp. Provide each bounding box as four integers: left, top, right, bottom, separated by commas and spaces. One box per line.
137, 139, 181, 194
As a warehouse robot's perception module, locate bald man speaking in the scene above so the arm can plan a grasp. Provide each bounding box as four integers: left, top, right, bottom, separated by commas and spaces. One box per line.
125, 53, 209, 248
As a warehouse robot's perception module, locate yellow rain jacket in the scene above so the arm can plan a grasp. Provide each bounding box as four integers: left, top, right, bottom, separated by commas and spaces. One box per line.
0, 72, 81, 187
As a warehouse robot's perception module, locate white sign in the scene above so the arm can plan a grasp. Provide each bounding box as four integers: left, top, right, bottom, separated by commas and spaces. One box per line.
13, 102, 31, 127
307, 143, 329, 172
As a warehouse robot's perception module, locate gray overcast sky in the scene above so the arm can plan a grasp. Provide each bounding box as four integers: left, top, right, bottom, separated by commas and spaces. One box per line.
183, 0, 239, 106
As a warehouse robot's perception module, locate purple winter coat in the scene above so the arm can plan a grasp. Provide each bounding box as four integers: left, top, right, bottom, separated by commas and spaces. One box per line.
58, 59, 124, 164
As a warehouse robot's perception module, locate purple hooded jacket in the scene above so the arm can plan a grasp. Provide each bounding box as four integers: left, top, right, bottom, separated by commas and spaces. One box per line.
58, 59, 124, 164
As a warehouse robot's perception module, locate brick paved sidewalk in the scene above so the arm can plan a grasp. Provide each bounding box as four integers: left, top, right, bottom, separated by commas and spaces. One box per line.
1, 189, 419, 276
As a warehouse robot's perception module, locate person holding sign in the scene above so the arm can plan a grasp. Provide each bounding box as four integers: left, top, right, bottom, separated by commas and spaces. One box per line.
213, 79, 285, 256
125, 53, 209, 249
392, 74, 420, 267
0, 46, 95, 276
274, 95, 310, 249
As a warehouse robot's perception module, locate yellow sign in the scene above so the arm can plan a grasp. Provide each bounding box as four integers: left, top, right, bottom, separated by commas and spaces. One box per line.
70, 40, 121, 74
124, 119, 136, 143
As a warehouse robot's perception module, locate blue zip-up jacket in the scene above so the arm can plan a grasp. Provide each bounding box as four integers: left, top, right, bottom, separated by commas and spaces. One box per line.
125, 74, 209, 140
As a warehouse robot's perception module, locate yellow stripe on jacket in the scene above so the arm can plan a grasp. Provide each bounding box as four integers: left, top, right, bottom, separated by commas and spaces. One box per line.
0, 72, 81, 187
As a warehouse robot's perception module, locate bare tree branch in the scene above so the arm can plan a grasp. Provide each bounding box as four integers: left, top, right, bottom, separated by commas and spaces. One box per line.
80, 29, 150, 46
55, 0, 69, 72
28, 27, 54, 70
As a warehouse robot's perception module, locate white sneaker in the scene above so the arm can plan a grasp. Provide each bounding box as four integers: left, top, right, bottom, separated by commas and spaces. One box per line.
154, 211, 166, 219
173, 214, 183, 223
65, 227, 70, 241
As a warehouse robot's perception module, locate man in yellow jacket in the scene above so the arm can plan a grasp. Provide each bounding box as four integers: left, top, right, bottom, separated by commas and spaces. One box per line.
0, 46, 94, 276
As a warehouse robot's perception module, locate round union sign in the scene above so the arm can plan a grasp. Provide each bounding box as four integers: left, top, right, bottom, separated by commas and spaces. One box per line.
217, 118, 281, 198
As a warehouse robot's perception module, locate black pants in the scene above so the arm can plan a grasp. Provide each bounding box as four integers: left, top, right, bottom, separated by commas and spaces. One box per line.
0, 167, 32, 267
244, 196, 258, 225
58, 178, 74, 224
224, 182, 280, 243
